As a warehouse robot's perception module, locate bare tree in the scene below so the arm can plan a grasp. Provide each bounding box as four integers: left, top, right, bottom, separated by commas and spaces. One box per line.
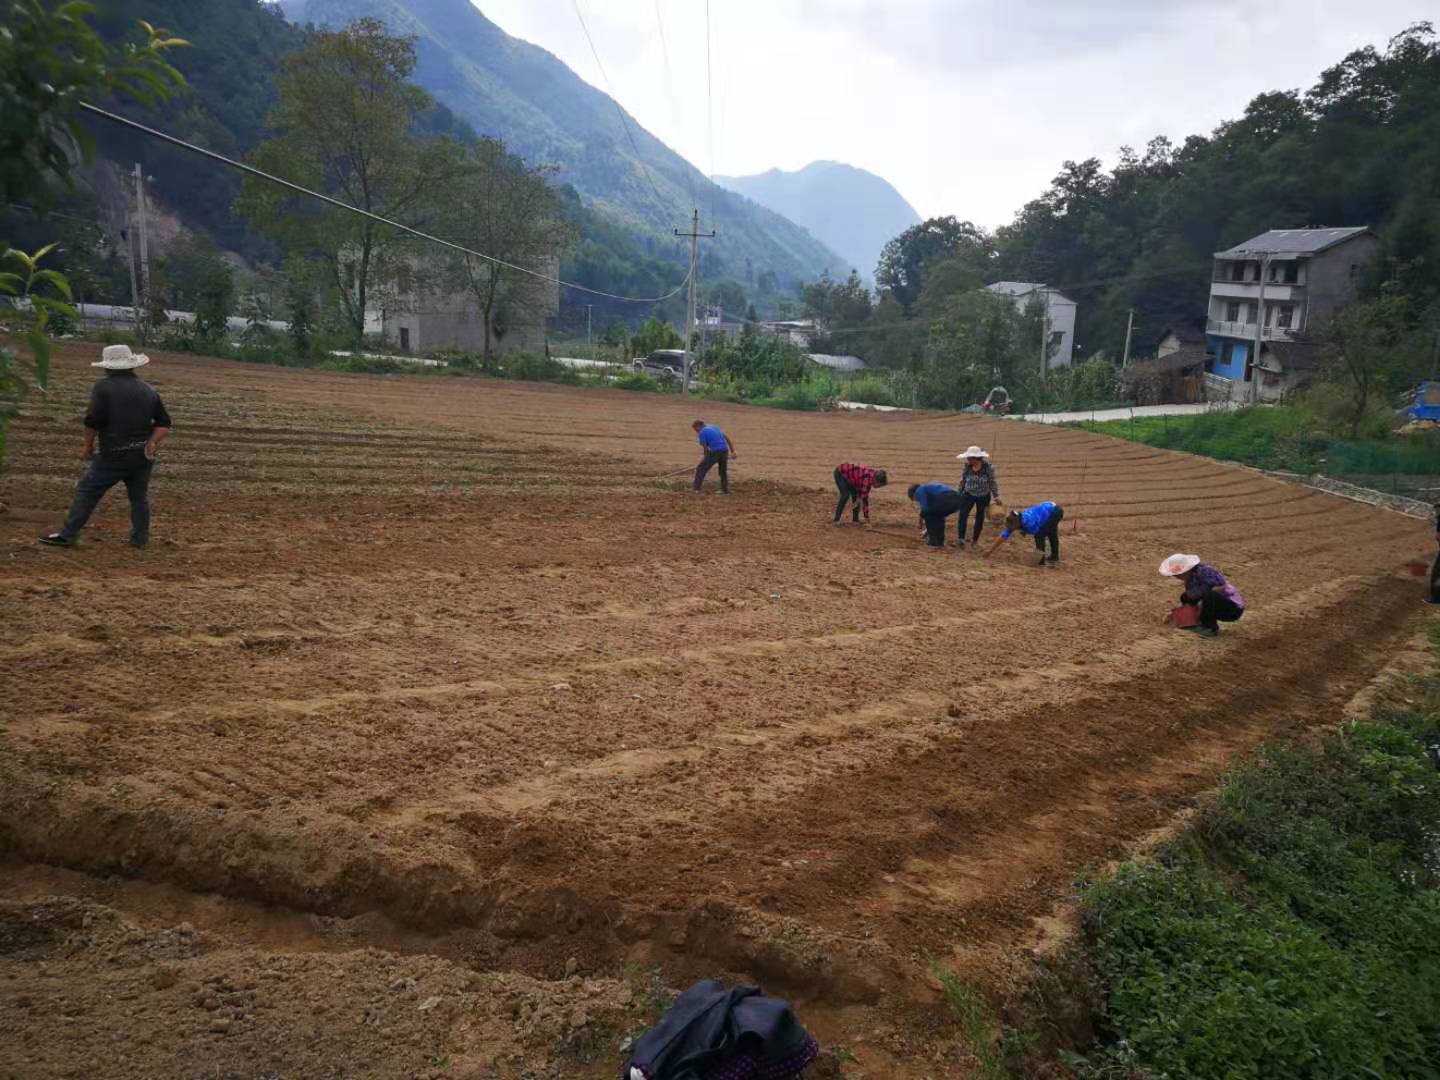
442, 139, 576, 358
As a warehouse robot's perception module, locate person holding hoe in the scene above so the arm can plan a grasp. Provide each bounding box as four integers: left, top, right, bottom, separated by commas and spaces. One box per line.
907, 482, 963, 548
833, 463, 888, 526
984, 500, 1064, 564
39, 344, 171, 549
691, 419, 735, 495
1160, 553, 1244, 637
955, 445, 1000, 548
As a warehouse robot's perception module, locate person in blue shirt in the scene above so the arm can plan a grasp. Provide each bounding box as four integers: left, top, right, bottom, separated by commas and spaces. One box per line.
907, 482, 963, 548
691, 419, 736, 494
985, 500, 1065, 564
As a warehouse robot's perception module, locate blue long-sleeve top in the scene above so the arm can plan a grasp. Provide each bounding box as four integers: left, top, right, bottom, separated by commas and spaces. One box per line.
913, 483, 956, 513
1000, 501, 1059, 539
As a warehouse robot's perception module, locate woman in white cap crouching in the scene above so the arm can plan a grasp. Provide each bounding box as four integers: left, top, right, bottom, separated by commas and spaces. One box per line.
954, 445, 1000, 548
1160, 553, 1245, 637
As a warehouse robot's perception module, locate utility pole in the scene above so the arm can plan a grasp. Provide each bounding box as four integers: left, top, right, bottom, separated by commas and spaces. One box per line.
674, 209, 715, 396
1038, 287, 1050, 383
1121, 308, 1135, 368
1251, 252, 1269, 406
134, 163, 151, 301
586, 304, 593, 362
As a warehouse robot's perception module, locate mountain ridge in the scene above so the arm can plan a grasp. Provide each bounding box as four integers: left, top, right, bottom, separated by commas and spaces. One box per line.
279, 0, 846, 290
716, 161, 923, 283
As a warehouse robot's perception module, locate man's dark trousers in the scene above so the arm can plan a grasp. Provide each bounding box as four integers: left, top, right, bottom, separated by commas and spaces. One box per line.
1034, 504, 1064, 561
59, 449, 154, 546
694, 450, 729, 493
922, 491, 963, 547
833, 468, 860, 522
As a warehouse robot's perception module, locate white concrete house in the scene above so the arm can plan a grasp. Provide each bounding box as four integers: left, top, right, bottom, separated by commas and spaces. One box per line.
984, 281, 1078, 370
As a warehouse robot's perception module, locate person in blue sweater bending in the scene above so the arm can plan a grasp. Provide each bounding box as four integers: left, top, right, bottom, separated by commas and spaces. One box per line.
985, 500, 1065, 564
907, 482, 964, 548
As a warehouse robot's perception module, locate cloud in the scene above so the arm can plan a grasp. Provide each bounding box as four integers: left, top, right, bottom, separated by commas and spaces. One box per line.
476, 0, 1435, 232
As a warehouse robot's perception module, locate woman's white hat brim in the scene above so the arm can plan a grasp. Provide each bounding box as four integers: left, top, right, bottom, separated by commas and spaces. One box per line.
1159, 553, 1201, 577
956, 445, 989, 460
92, 344, 150, 370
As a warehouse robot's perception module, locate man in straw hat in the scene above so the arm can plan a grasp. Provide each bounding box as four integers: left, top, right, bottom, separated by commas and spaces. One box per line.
38, 344, 172, 549
955, 445, 1000, 548
1159, 553, 1244, 637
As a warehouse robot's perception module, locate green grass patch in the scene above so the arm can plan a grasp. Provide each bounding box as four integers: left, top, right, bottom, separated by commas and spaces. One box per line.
1077, 405, 1440, 480
1066, 662, 1440, 1079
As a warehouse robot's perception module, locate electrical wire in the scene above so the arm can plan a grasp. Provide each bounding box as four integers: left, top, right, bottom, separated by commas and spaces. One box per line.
704, 0, 716, 228
571, 0, 670, 213
77, 101, 691, 304
652, 0, 696, 211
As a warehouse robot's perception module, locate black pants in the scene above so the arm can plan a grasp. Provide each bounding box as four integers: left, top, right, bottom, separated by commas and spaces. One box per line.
694, 450, 729, 493
1033, 505, 1064, 560
921, 491, 963, 547
957, 492, 990, 543
1183, 589, 1245, 630
60, 449, 154, 546
833, 468, 860, 522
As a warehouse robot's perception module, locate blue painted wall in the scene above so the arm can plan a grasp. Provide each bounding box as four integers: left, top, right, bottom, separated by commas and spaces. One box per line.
1208, 337, 1249, 380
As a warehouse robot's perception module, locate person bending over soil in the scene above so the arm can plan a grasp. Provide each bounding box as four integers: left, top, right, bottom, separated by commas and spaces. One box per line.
833, 463, 888, 525
907, 482, 963, 548
986, 501, 1064, 564
691, 420, 736, 494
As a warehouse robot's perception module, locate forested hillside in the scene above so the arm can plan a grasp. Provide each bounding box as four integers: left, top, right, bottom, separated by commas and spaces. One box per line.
994, 22, 1440, 358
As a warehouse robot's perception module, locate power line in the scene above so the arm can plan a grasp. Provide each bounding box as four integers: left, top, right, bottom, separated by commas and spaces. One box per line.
570, 0, 669, 213
652, 0, 696, 210
77, 101, 691, 305
704, 0, 716, 229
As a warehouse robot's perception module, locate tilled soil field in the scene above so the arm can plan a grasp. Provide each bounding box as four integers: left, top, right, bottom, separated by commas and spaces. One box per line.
1, 343, 1430, 1078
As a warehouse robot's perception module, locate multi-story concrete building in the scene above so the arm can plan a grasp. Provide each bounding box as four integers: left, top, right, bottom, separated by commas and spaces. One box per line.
984, 282, 1078, 370
1205, 226, 1377, 402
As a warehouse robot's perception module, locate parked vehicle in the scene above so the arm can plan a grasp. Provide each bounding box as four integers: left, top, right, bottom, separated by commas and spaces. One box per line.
632, 348, 687, 383
981, 386, 1012, 415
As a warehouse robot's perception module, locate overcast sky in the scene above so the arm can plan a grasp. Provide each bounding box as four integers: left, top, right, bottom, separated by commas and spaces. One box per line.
474, 1, 1433, 229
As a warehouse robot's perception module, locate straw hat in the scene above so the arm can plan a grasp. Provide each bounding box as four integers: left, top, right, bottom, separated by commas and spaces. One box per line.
956, 445, 989, 460
92, 344, 150, 370
1159, 553, 1201, 577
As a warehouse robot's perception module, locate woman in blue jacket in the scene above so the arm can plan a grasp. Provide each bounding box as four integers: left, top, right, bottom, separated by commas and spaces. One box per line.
985, 500, 1064, 564
907, 482, 963, 548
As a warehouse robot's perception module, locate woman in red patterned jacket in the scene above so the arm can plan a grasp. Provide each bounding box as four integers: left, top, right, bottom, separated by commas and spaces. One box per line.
833, 463, 889, 525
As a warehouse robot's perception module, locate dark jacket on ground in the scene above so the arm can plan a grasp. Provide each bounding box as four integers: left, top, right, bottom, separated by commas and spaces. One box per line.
623, 979, 819, 1080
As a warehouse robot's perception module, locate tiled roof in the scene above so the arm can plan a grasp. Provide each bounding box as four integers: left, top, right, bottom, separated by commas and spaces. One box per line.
1215, 227, 1369, 258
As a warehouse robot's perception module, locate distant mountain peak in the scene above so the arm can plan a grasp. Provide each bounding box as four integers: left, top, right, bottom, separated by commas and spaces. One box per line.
281, 0, 844, 287
716, 161, 921, 281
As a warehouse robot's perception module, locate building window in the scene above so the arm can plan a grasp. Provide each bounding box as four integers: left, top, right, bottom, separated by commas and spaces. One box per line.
1283, 262, 1299, 284
396, 263, 413, 294
1231, 262, 1247, 282
399, 326, 410, 352
1226, 301, 1241, 322
1276, 305, 1294, 329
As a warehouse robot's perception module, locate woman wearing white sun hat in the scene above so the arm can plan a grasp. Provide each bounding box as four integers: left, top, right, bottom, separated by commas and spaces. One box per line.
39, 344, 172, 549
953, 445, 1000, 548
1160, 553, 1245, 637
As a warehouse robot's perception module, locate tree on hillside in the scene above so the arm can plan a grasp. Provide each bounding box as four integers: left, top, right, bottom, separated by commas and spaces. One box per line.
801, 270, 873, 331
237, 19, 465, 344
1320, 291, 1412, 437
917, 288, 1042, 408
875, 216, 995, 312
440, 137, 575, 358
0, 0, 186, 211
